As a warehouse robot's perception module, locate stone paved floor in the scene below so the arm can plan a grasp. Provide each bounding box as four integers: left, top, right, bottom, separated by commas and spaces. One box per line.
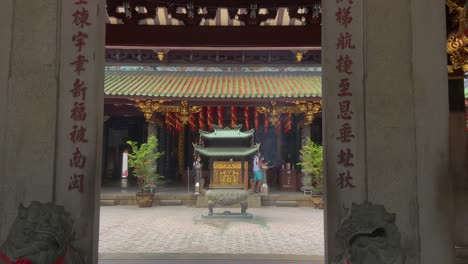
99, 206, 324, 257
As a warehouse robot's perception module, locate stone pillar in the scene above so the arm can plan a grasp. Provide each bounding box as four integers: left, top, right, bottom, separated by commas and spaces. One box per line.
277, 125, 283, 162
0, 0, 105, 263
0, 0, 14, 241
323, 1, 453, 263
178, 127, 185, 183
449, 78, 468, 256
302, 124, 312, 146
148, 122, 157, 138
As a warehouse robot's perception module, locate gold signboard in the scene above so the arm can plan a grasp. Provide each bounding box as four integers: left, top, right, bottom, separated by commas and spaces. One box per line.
212, 161, 243, 186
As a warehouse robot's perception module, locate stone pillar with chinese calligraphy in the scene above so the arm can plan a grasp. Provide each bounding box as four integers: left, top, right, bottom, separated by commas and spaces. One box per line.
0, 0, 105, 262
54, 0, 106, 262
323, 0, 453, 263
323, 0, 366, 261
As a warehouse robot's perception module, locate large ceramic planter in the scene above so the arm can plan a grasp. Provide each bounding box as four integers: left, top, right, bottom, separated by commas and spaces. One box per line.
311, 195, 324, 209
135, 192, 154, 208
300, 169, 314, 193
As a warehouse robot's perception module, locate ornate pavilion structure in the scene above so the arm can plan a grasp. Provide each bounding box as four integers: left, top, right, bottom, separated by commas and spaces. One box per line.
102, 0, 324, 186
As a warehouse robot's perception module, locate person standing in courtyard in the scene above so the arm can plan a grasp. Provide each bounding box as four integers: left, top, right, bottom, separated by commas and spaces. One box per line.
253, 152, 266, 193
193, 156, 202, 182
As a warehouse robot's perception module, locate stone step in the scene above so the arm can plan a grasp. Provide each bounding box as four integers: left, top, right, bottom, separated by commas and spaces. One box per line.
100, 200, 118, 206
275, 201, 299, 207
456, 247, 468, 264
158, 199, 183, 206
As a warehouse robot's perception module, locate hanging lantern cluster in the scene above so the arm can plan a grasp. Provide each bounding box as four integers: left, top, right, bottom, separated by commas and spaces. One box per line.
134, 100, 322, 135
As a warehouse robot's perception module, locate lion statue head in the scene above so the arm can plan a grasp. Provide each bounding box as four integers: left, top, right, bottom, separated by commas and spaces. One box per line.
333, 202, 404, 264
0, 202, 84, 264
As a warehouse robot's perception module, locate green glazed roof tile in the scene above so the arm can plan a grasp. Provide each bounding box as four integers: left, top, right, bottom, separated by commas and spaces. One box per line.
104, 66, 322, 99
193, 144, 260, 158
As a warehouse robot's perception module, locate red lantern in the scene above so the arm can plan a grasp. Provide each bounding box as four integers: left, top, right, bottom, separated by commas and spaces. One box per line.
174, 113, 183, 133
254, 108, 259, 130
207, 106, 214, 131
217, 106, 223, 128
198, 107, 205, 130
231, 107, 238, 127
189, 113, 197, 132
244, 107, 250, 130
284, 113, 292, 134
165, 112, 175, 133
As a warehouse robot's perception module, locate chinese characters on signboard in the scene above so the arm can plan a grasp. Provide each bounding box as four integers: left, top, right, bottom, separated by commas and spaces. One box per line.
68, 0, 92, 193
335, 0, 356, 189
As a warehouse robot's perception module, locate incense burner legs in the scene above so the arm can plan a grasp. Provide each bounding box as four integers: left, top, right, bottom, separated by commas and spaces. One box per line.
206, 189, 249, 215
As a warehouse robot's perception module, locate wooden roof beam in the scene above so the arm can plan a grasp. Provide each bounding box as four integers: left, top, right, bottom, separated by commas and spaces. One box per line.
106, 25, 320, 48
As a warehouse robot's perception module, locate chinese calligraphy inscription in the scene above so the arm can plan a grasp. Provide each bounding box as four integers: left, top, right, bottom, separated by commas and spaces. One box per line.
335, 0, 357, 189
67, 1, 92, 193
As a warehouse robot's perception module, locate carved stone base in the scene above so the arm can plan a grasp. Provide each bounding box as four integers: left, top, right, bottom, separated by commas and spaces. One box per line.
201, 211, 254, 220
206, 189, 249, 215
0, 202, 84, 264
196, 194, 261, 208
334, 202, 403, 264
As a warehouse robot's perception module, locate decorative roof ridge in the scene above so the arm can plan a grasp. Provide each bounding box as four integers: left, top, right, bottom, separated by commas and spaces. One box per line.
192, 142, 261, 149
105, 64, 322, 73
213, 124, 242, 131
198, 125, 256, 139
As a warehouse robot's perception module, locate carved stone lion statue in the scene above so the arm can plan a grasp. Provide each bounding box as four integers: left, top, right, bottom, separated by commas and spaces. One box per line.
333, 202, 404, 264
0, 202, 84, 264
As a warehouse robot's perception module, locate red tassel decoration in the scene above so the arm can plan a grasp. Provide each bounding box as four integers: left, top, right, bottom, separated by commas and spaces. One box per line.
189, 113, 197, 132
254, 108, 259, 130
166, 112, 175, 135
284, 113, 292, 134
217, 106, 223, 128
198, 107, 205, 131
244, 107, 250, 130
231, 107, 238, 127
207, 106, 214, 131
174, 113, 183, 133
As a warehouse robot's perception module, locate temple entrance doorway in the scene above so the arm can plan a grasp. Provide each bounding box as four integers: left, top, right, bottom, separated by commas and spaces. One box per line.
98, 1, 326, 262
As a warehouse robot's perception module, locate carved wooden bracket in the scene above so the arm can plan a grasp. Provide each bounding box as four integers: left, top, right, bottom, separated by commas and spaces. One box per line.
257, 102, 293, 127
107, 0, 158, 25
256, 100, 321, 127
166, 5, 217, 26
288, 5, 321, 25
133, 99, 201, 125
446, 0, 468, 72
162, 101, 201, 125
106, 0, 321, 26
133, 99, 168, 123
290, 100, 322, 124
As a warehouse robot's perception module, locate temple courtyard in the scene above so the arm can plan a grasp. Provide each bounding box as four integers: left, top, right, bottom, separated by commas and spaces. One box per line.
98, 206, 324, 263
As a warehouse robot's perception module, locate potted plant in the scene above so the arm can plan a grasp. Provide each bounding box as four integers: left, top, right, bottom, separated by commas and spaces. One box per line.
297, 138, 323, 196
127, 135, 164, 207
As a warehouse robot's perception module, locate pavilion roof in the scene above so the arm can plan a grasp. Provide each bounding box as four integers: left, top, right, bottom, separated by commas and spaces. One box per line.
193, 144, 260, 158
200, 125, 254, 139
104, 65, 322, 100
